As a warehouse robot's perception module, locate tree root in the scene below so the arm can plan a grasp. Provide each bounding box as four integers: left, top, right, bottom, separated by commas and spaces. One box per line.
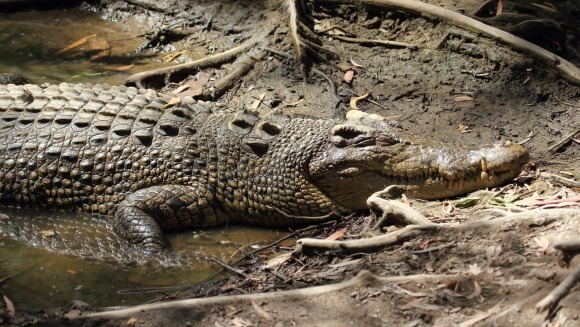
295, 209, 580, 253
533, 239, 580, 313
68, 270, 454, 321
535, 264, 580, 313
198, 51, 265, 100
125, 27, 275, 88
317, 0, 580, 85
362, 187, 433, 236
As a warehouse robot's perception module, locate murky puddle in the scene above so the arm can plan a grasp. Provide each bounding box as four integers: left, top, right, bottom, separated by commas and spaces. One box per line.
0, 6, 169, 85
0, 7, 290, 309
0, 208, 288, 309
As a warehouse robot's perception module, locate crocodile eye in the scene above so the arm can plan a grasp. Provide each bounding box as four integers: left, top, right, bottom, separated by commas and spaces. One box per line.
331, 124, 376, 147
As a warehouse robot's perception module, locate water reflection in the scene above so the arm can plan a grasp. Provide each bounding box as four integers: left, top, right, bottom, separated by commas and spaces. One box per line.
0, 208, 288, 308
0, 7, 163, 85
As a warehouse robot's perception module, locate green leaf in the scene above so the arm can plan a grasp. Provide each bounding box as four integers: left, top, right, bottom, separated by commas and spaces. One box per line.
455, 197, 481, 208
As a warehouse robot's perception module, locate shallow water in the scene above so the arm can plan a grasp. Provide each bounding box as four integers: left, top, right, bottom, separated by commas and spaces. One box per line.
0, 7, 166, 85
0, 208, 288, 308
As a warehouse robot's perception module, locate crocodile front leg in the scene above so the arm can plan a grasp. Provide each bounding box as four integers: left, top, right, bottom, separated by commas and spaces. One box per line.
113, 184, 224, 252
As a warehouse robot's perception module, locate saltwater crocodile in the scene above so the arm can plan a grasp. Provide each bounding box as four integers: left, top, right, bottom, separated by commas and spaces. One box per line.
0, 82, 529, 252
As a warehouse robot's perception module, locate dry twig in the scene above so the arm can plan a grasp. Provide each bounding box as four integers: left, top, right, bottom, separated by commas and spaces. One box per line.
126, 27, 274, 88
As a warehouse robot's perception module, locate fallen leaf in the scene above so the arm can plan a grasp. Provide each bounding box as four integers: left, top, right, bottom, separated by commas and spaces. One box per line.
455, 197, 481, 208
486, 245, 502, 261
67, 270, 77, 275
231, 316, 253, 327
126, 317, 138, 326
251, 92, 267, 109
454, 95, 473, 102
349, 93, 369, 109
344, 70, 355, 83
251, 301, 273, 321
456, 123, 471, 133
40, 230, 55, 237
325, 227, 347, 240
57, 34, 97, 54
176, 72, 210, 97
112, 64, 134, 72
467, 263, 483, 276
531, 2, 558, 12
496, 0, 503, 16
172, 84, 191, 95
533, 236, 550, 252
350, 58, 364, 68
4, 295, 15, 318
163, 50, 187, 62
164, 97, 181, 108
284, 98, 304, 107
263, 253, 292, 269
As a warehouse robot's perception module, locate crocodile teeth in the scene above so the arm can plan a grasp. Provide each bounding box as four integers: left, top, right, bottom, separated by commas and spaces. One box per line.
481, 171, 489, 181
447, 179, 454, 190
458, 178, 465, 191
481, 158, 488, 172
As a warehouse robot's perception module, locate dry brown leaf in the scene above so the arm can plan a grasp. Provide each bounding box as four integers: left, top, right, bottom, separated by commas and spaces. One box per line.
88, 37, 111, 60
176, 72, 210, 97
454, 95, 473, 102
163, 50, 187, 62
344, 70, 355, 83
456, 123, 471, 133
251, 301, 273, 321
325, 227, 347, 240
533, 236, 551, 252
172, 84, 191, 95
264, 253, 292, 269
4, 295, 15, 318
164, 97, 181, 108
284, 98, 304, 107
40, 230, 55, 237
531, 2, 559, 12
112, 64, 134, 72
57, 34, 97, 54
349, 93, 369, 109
400, 298, 426, 310
231, 317, 253, 327
350, 58, 363, 68
496, 0, 503, 16
251, 93, 267, 110
126, 317, 138, 326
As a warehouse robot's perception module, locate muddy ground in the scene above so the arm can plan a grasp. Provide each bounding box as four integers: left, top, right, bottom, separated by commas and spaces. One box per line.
1, 0, 579, 326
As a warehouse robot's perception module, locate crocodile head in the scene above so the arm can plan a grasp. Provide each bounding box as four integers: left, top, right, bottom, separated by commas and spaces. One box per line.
308, 111, 529, 209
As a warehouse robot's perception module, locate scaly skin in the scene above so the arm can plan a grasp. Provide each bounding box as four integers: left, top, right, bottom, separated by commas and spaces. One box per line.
0, 83, 529, 251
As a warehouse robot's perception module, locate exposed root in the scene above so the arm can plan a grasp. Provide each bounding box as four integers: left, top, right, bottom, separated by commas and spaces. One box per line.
198, 51, 265, 100
296, 209, 580, 253
68, 270, 454, 321
125, 27, 274, 88
263, 47, 339, 103
364, 187, 433, 235
318, 0, 580, 85
287, 0, 306, 60
331, 35, 417, 49
535, 264, 580, 313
